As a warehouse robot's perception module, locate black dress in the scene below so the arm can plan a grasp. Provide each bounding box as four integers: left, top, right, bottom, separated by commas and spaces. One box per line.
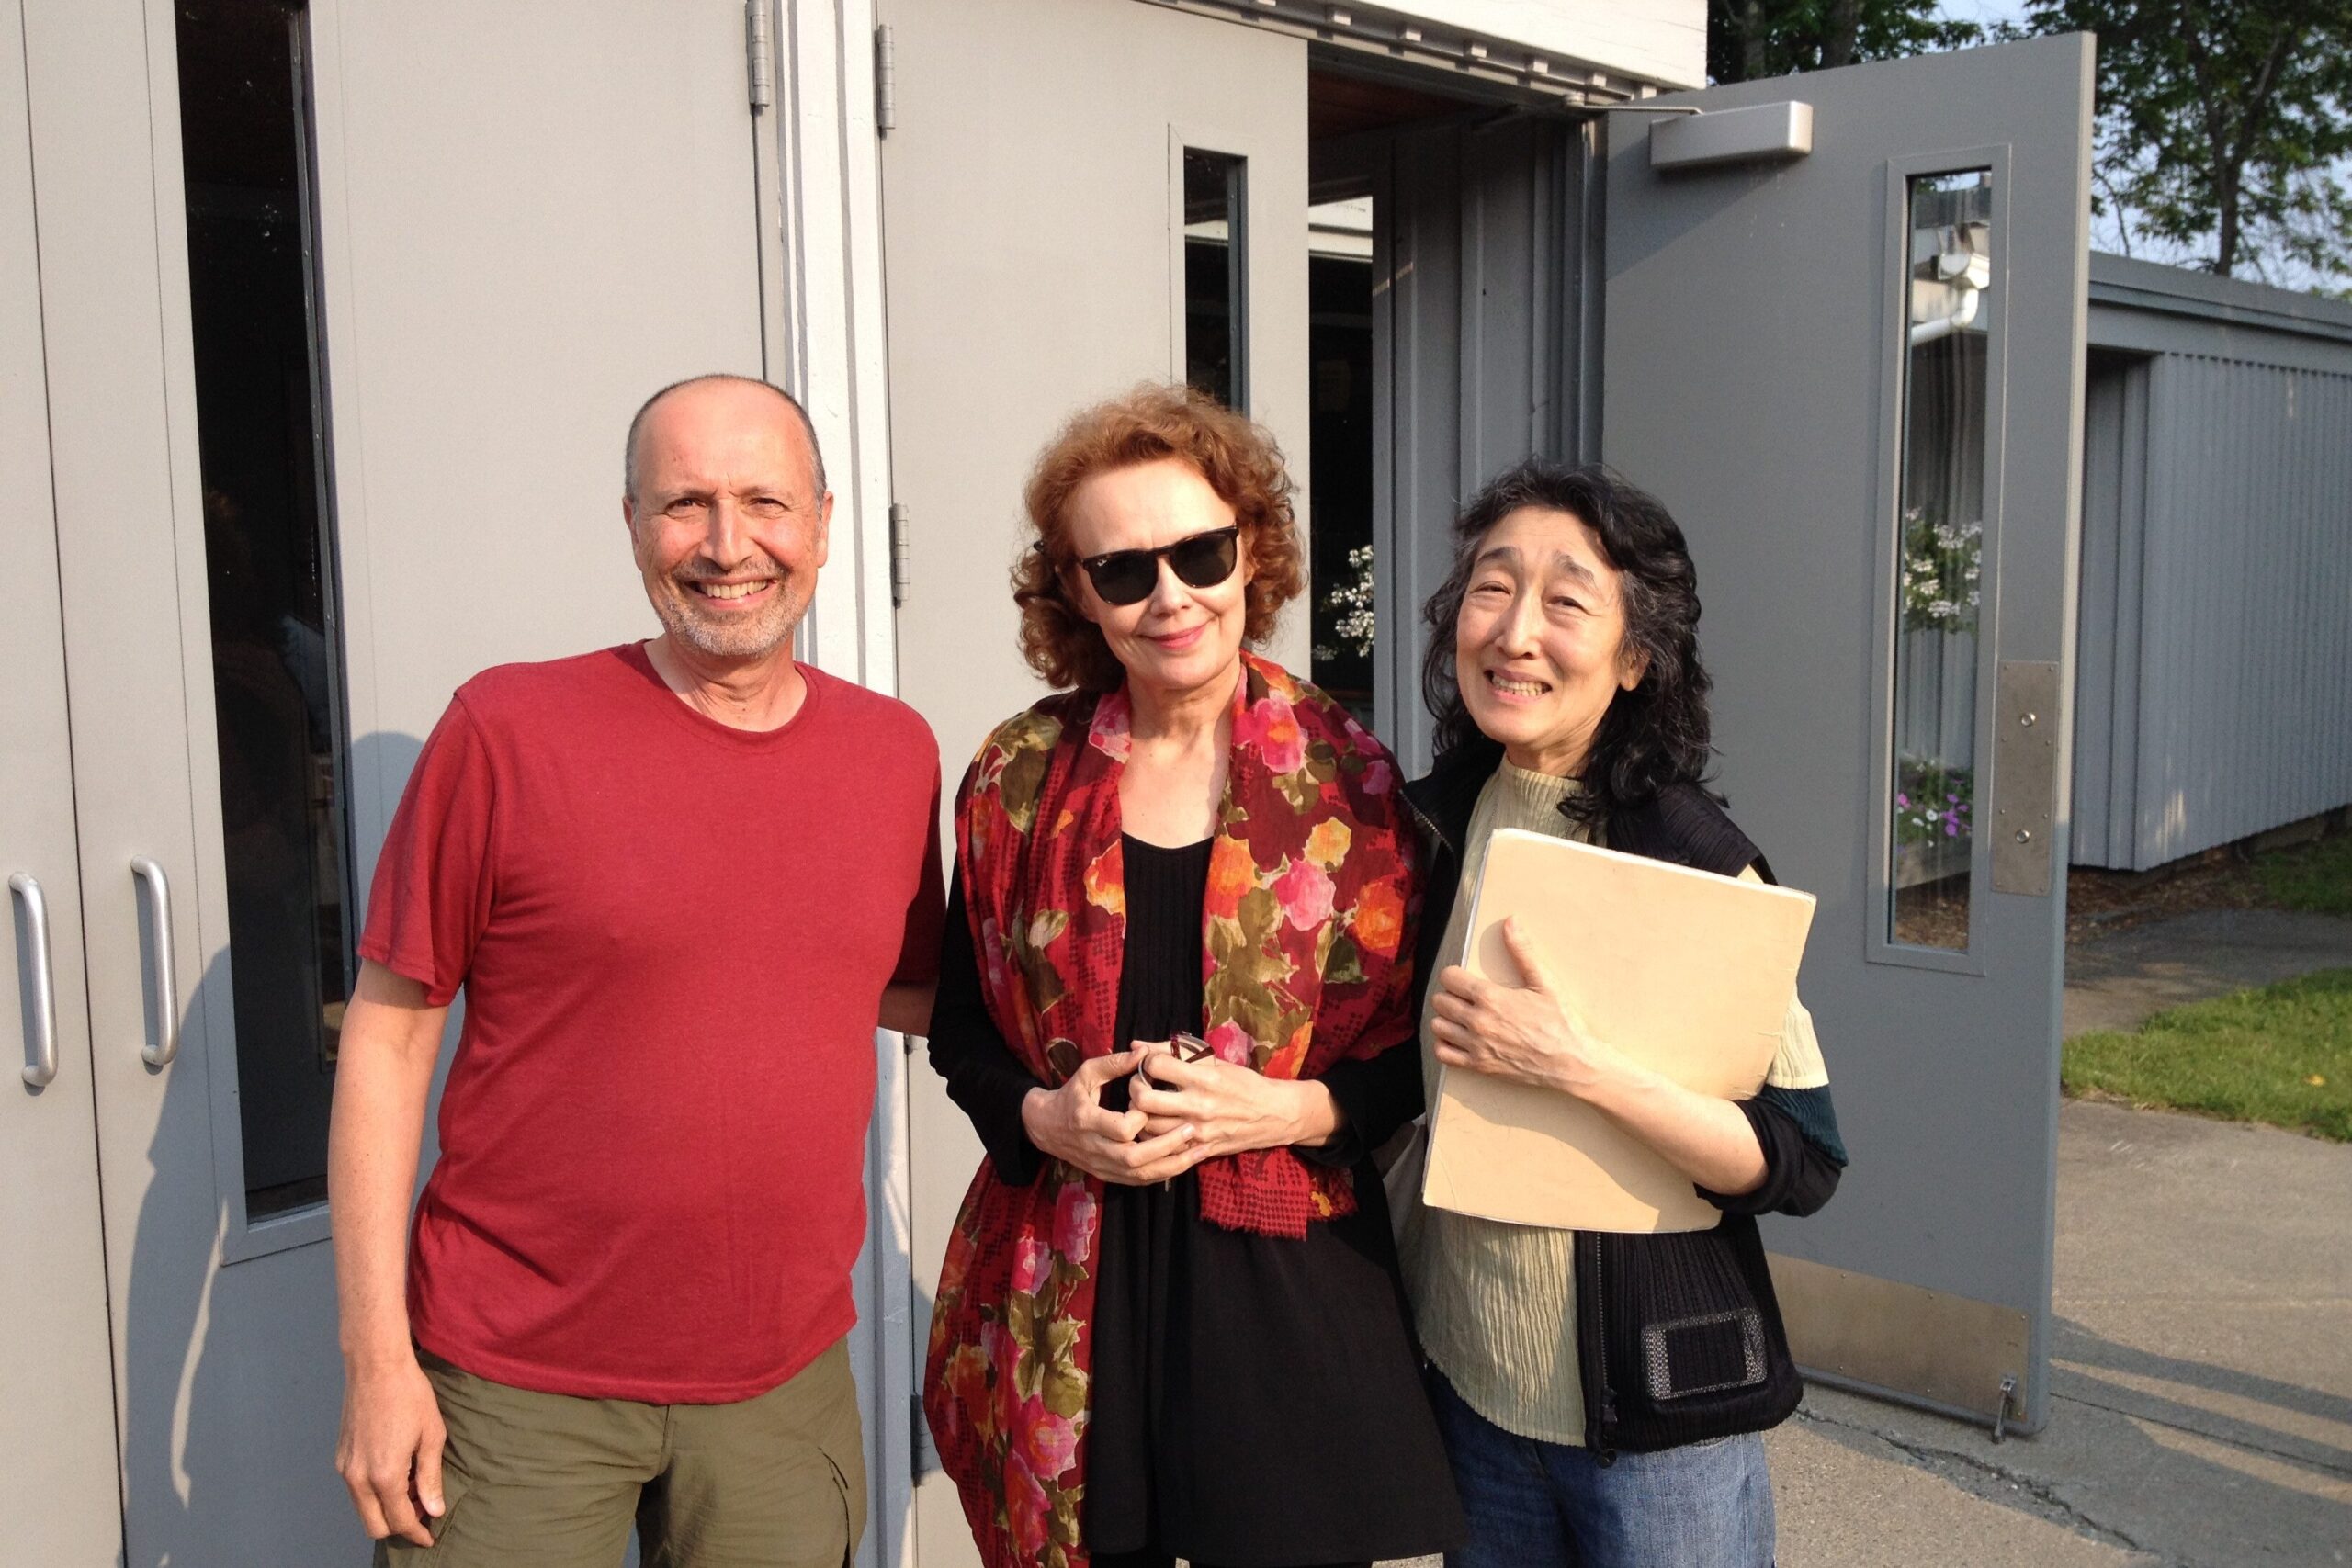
928, 837, 1464, 1568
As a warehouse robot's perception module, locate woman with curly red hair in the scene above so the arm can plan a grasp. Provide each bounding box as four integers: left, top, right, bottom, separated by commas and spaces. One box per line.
920, 384, 1462, 1568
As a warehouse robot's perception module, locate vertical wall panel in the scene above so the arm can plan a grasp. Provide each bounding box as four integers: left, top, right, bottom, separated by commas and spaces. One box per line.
1366, 114, 1581, 772
2086, 345, 2352, 869
2071, 361, 2123, 857
1374, 123, 1464, 765
2108, 361, 2150, 864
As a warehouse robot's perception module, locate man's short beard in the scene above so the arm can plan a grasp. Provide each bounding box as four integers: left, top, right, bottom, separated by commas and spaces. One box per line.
648, 579, 805, 660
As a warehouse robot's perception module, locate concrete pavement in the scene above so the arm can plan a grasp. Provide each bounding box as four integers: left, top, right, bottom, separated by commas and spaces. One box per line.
1774, 908, 2352, 1565
1768, 1099, 2351, 1566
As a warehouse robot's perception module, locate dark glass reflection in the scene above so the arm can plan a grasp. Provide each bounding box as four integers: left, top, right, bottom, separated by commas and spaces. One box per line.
1183, 149, 1247, 411
1308, 226, 1375, 727
176, 0, 349, 1217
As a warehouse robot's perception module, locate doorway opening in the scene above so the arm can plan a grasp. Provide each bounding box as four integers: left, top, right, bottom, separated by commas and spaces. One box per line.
1304, 67, 1487, 736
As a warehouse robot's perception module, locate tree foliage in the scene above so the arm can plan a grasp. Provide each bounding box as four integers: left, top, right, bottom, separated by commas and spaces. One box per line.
1707, 0, 1982, 84
2016, 1, 2352, 288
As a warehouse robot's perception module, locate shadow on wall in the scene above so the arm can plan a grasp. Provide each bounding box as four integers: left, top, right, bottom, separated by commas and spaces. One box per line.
122, 729, 424, 1568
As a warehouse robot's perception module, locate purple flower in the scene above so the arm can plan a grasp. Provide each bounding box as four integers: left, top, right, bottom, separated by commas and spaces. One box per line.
1947, 793, 1960, 803
1896, 792, 1910, 807
1945, 822, 1959, 837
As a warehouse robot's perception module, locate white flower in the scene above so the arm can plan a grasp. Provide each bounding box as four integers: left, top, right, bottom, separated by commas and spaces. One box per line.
1319, 541, 1380, 658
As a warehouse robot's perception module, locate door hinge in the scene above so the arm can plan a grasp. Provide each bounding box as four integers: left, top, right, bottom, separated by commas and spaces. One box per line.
875, 24, 897, 135
746, 0, 775, 112
888, 501, 911, 606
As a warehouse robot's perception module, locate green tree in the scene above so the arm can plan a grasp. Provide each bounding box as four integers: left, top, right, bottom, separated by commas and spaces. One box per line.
2015, 1, 2352, 288
1708, 0, 1982, 84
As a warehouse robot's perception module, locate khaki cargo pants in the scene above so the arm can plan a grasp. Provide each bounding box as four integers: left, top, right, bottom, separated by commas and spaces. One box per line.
379, 1337, 866, 1568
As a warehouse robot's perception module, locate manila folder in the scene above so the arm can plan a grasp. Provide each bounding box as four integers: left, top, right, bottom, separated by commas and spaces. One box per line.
1421, 828, 1816, 1233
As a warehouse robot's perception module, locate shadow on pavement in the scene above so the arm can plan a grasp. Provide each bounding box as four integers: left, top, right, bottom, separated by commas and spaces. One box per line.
2052, 1314, 2352, 1478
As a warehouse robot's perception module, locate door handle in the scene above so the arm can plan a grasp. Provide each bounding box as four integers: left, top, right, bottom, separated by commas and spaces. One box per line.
9, 873, 58, 1088
130, 857, 179, 1066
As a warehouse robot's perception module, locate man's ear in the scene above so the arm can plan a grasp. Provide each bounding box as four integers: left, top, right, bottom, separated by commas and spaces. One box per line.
812, 490, 834, 569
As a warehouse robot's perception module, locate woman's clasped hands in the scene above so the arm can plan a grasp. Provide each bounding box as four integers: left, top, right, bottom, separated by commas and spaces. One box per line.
1018, 1042, 1345, 1185
1018, 1049, 1200, 1185
1129, 1040, 1340, 1161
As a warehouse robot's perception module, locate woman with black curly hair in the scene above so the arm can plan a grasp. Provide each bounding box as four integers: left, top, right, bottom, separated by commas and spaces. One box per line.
1397, 459, 1847, 1568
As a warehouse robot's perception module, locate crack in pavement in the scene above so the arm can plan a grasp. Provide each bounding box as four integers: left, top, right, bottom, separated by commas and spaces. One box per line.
1794, 1404, 2168, 1562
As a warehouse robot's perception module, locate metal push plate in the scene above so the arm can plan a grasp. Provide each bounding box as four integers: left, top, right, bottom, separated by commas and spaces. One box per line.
1991, 660, 2061, 896
1769, 1252, 2032, 1428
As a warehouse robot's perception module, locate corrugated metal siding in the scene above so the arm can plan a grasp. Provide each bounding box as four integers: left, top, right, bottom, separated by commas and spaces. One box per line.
2071, 356, 2150, 866
2072, 348, 2352, 868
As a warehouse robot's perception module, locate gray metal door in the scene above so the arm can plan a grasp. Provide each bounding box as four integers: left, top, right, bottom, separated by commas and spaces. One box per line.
17, 2, 776, 1560
23, 1, 365, 1556
1601, 35, 2093, 1429
876, 0, 1308, 1555
0, 1, 122, 1555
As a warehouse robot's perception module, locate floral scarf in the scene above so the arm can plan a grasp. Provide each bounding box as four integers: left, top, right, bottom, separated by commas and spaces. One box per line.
924, 651, 1419, 1568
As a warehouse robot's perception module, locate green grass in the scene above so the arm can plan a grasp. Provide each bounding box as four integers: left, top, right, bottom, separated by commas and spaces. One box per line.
2064, 968, 2352, 1142
2254, 830, 2352, 916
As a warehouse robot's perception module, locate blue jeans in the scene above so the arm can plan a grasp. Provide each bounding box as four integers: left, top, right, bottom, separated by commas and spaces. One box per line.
1426, 1369, 1775, 1568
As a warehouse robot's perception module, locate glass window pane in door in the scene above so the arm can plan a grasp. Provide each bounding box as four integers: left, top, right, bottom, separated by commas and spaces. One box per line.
176, 0, 351, 1217
1307, 196, 1374, 728
1889, 170, 1992, 951
1183, 148, 1248, 411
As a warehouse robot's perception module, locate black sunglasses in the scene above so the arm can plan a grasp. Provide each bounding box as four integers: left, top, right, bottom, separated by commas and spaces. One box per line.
1065, 525, 1242, 607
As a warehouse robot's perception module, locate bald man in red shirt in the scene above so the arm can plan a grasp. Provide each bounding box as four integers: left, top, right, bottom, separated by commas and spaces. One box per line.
330, 376, 944, 1567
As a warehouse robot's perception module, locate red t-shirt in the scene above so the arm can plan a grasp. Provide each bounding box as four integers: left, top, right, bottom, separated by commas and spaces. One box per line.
359, 645, 944, 1403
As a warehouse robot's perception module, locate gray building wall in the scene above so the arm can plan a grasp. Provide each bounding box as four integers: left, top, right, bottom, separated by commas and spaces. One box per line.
2071, 255, 2352, 870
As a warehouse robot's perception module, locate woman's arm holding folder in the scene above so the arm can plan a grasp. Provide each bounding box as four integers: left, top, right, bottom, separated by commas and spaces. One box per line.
1426, 915, 1771, 1197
